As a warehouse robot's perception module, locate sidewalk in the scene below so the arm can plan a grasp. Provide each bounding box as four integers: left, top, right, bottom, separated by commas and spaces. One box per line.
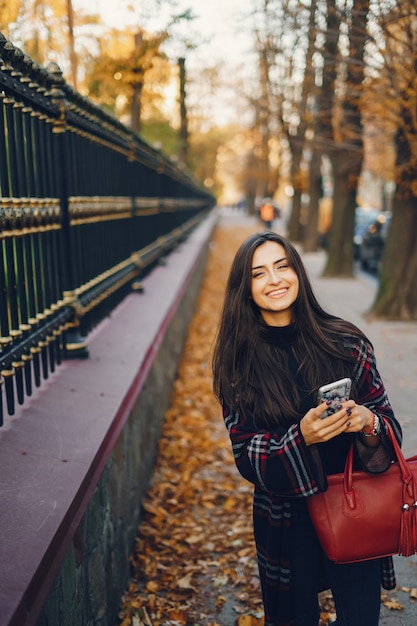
119, 211, 417, 626
217, 211, 417, 625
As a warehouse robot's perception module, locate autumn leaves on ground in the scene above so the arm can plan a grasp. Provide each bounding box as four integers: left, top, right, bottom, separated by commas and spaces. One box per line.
117, 221, 336, 626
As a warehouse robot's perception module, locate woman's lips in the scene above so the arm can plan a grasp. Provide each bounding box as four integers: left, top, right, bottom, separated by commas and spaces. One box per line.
266, 287, 288, 297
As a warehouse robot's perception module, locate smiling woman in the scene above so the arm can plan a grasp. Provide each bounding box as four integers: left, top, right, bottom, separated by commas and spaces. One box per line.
212, 230, 401, 626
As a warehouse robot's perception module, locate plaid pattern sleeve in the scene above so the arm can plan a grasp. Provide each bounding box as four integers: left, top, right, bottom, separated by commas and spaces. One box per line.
349, 337, 402, 471
224, 407, 324, 497
350, 337, 395, 421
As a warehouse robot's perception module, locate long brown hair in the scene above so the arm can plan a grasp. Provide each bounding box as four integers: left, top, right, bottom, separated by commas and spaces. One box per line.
212, 232, 366, 427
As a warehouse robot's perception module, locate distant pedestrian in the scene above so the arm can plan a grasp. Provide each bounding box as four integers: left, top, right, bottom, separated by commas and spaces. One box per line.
259, 200, 280, 229
212, 231, 402, 626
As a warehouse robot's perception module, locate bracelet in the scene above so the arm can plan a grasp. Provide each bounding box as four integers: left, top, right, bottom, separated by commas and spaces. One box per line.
361, 413, 381, 437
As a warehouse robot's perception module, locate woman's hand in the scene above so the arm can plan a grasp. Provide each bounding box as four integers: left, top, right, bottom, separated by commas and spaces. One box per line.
299, 400, 375, 446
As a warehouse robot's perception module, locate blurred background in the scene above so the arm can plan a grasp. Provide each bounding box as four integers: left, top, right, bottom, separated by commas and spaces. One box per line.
1, 0, 416, 320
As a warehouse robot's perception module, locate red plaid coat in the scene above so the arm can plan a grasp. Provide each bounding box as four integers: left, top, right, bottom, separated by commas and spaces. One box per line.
223, 336, 402, 626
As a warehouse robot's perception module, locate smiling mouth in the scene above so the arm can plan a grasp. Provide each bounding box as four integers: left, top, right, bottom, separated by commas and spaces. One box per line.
267, 288, 288, 297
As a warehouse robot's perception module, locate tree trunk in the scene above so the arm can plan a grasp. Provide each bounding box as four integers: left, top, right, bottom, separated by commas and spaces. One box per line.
256, 45, 272, 199
370, 49, 417, 320
131, 82, 143, 134
322, 0, 368, 276
287, 144, 304, 241
303, 154, 322, 251
66, 0, 77, 89
305, 0, 339, 251
288, 190, 303, 241
322, 158, 356, 276
284, 0, 317, 244
369, 196, 417, 320
178, 57, 188, 167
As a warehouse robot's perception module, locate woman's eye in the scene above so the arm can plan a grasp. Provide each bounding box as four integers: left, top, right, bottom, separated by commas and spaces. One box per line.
252, 271, 264, 278
276, 263, 288, 270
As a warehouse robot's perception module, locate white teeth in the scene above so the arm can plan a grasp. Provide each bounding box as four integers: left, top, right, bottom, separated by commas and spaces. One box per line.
268, 288, 287, 296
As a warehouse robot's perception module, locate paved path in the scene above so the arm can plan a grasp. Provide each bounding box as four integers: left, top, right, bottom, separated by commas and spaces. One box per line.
217, 210, 417, 625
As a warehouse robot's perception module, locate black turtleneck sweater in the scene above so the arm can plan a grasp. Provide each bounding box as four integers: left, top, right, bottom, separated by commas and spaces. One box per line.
261, 323, 352, 476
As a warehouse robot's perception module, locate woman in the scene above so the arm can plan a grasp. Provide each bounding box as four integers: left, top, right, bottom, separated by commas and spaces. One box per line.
212, 231, 401, 626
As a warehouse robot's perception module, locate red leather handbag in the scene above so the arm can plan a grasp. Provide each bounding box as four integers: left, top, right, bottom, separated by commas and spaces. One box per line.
307, 420, 417, 564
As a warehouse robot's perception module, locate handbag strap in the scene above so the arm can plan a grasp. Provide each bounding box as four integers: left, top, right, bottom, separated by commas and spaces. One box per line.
385, 420, 414, 490
344, 418, 414, 499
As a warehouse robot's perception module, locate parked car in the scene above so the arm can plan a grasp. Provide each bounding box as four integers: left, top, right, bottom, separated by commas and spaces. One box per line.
358, 212, 392, 274
353, 207, 380, 260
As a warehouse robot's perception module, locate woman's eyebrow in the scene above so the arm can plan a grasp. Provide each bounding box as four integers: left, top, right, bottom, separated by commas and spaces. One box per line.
251, 256, 287, 270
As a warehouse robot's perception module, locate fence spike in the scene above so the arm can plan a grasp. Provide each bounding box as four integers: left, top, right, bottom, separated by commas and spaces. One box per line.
31, 346, 41, 387
22, 353, 32, 397
12, 361, 24, 405
2, 369, 15, 415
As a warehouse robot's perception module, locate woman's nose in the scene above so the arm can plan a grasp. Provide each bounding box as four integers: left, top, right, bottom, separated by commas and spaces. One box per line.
267, 270, 280, 284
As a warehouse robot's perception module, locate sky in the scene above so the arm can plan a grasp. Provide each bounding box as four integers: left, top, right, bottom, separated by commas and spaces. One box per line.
78, 0, 255, 68
73, 0, 257, 126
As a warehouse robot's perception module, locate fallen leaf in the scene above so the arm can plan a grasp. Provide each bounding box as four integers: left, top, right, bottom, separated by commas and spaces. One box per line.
381, 597, 404, 611
236, 615, 263, 626
145, 581, 158, 593
184, 534, 202, 545
140, 607, 153, 625
166, 608, 188, 623
176, 574, 195, 590
212, 574, 229, 587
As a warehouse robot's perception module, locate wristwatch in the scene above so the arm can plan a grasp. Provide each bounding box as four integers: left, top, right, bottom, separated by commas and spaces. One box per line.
361, 413, 381, 437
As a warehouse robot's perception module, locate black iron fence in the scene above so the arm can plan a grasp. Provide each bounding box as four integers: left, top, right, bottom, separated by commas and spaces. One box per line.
0, 34, 215, 425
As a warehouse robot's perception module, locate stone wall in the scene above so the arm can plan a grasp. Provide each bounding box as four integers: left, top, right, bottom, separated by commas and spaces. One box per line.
0, 213, 217, 626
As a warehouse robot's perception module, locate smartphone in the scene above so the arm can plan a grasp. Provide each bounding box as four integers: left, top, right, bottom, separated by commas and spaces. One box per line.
317, 377, 352, 419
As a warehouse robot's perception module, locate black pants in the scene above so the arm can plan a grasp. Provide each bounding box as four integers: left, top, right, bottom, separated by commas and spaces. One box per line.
290, 501, 381, 626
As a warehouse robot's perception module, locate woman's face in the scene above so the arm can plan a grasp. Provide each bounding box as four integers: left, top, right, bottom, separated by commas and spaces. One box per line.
250, 240, 299, 326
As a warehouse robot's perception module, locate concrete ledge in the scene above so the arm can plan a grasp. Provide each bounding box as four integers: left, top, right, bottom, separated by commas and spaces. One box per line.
0, 211, 217, 626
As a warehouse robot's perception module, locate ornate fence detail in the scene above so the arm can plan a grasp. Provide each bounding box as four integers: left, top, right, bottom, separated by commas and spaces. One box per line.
0, 34, 215, 424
